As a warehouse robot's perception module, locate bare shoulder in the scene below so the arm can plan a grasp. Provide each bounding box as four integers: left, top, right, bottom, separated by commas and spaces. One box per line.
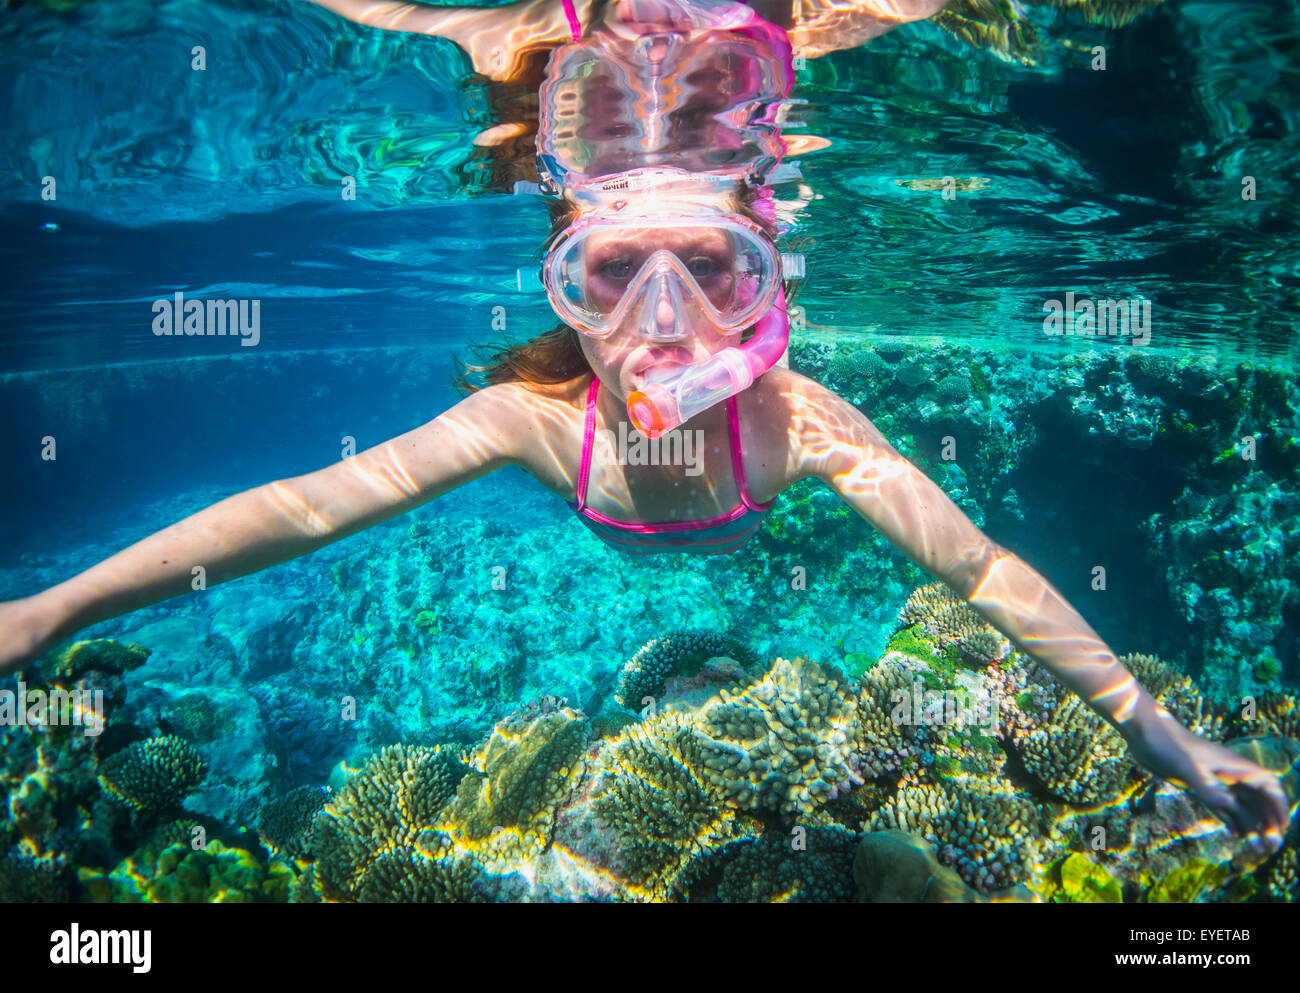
448, 377, 590, 497
740, 366, 900, 488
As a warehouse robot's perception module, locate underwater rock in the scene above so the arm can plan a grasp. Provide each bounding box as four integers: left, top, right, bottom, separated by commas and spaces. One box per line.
1144, 473, 1300, 706
211, 596, 314, 681
854, 830, 977, 902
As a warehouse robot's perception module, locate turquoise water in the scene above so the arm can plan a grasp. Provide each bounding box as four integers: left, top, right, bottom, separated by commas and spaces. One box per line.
1, 0, 1297, 903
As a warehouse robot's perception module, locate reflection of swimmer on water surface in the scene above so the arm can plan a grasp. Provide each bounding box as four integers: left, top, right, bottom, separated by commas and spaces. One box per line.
303, 0, 949, 82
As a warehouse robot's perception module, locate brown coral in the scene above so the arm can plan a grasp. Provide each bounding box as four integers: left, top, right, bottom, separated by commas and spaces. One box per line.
97, 736, 207, 812
870, 778, 1046, 891
686, 656, 862, 816
898, 583, 1011, 667
592, 710, 760, 900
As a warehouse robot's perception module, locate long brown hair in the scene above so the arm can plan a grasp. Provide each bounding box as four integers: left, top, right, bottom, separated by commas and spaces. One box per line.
451, 182, 803, 397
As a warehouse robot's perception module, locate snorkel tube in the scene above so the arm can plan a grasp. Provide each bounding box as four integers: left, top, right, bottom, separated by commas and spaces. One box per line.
627, 283, 790, 438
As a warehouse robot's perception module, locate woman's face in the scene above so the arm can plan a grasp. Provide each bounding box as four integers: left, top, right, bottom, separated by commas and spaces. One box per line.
574, 225, 745, 402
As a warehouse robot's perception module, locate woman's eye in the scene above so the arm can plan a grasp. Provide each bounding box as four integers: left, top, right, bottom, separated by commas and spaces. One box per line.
687, 257, 722, 279
600, 259, 633, 279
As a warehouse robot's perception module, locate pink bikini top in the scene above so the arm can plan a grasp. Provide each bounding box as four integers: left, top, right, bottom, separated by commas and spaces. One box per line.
566, 377, 774, 555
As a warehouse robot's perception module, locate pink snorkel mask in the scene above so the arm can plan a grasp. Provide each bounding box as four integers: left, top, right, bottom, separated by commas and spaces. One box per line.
535, 170, 803, 438
519, 0, 802, 437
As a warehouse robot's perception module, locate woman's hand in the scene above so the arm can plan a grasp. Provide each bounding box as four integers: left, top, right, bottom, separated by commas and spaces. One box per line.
0, 595, 61, 676
1125, 710, 1291, 856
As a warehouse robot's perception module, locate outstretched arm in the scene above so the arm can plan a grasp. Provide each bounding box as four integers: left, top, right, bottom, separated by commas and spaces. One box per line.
794, 378, 1289, 847
302, 0, 588, 79
0, 385, 524, 674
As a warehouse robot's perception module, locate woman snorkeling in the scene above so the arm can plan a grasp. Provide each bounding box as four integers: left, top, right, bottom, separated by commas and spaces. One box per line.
0, 0, 1289, 860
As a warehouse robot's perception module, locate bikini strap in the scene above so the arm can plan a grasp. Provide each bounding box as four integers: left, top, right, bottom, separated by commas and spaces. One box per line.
562, 0, 583, 41
575, 376, 600, 510
727, 392, 767, 511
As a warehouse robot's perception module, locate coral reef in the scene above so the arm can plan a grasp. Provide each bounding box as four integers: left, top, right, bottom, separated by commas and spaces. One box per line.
995, 657, 1135, 804
686, 656, 862, 816
898, 582, 1011, 668
258, 786, 331, 861
98, 736, 208, 813
96, 839, 291, 903
0, 851, 71, 902
4, 595, 1295, 903
870, 778, 1046, 890
49, 638, 150, 684
614, 630, 755, 710
591, 711, 761, 900
312, 743, 471, 902
715, 826, 858, 903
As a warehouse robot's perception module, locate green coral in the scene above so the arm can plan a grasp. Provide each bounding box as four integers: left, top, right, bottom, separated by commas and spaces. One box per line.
1144, 860, 1228, 904
1039, 853, 1123, 903
1254, 658, 1281, 683
50, 638, 150, 683
170, 693, 230, 742
104, 840, 290, 903
885, 623, 940, 664
897, 583, 1010, 668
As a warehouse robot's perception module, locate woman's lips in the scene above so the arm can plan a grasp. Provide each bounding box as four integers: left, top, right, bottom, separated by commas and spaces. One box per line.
632, 347, 695, 376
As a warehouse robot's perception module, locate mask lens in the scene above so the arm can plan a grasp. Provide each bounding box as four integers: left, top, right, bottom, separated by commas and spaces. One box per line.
546, 219, 777, 335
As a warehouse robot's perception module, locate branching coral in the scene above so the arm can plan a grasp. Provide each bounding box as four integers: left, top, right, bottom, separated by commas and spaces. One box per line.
258, 786, 332, 861
614, 630, 755, 709
685, 656, 862, 816
898, 583, 1011, 668
1121, 652, 1227, 740
592, 711, 760, 900
97, 736, 207, 813
870, 778, 1046, 891
312, 744, 469, 902
992, 657, 1134, 804
716, 826, 858, 903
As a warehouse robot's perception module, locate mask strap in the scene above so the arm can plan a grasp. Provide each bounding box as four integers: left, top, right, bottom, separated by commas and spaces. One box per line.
562, 0, 583, 41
